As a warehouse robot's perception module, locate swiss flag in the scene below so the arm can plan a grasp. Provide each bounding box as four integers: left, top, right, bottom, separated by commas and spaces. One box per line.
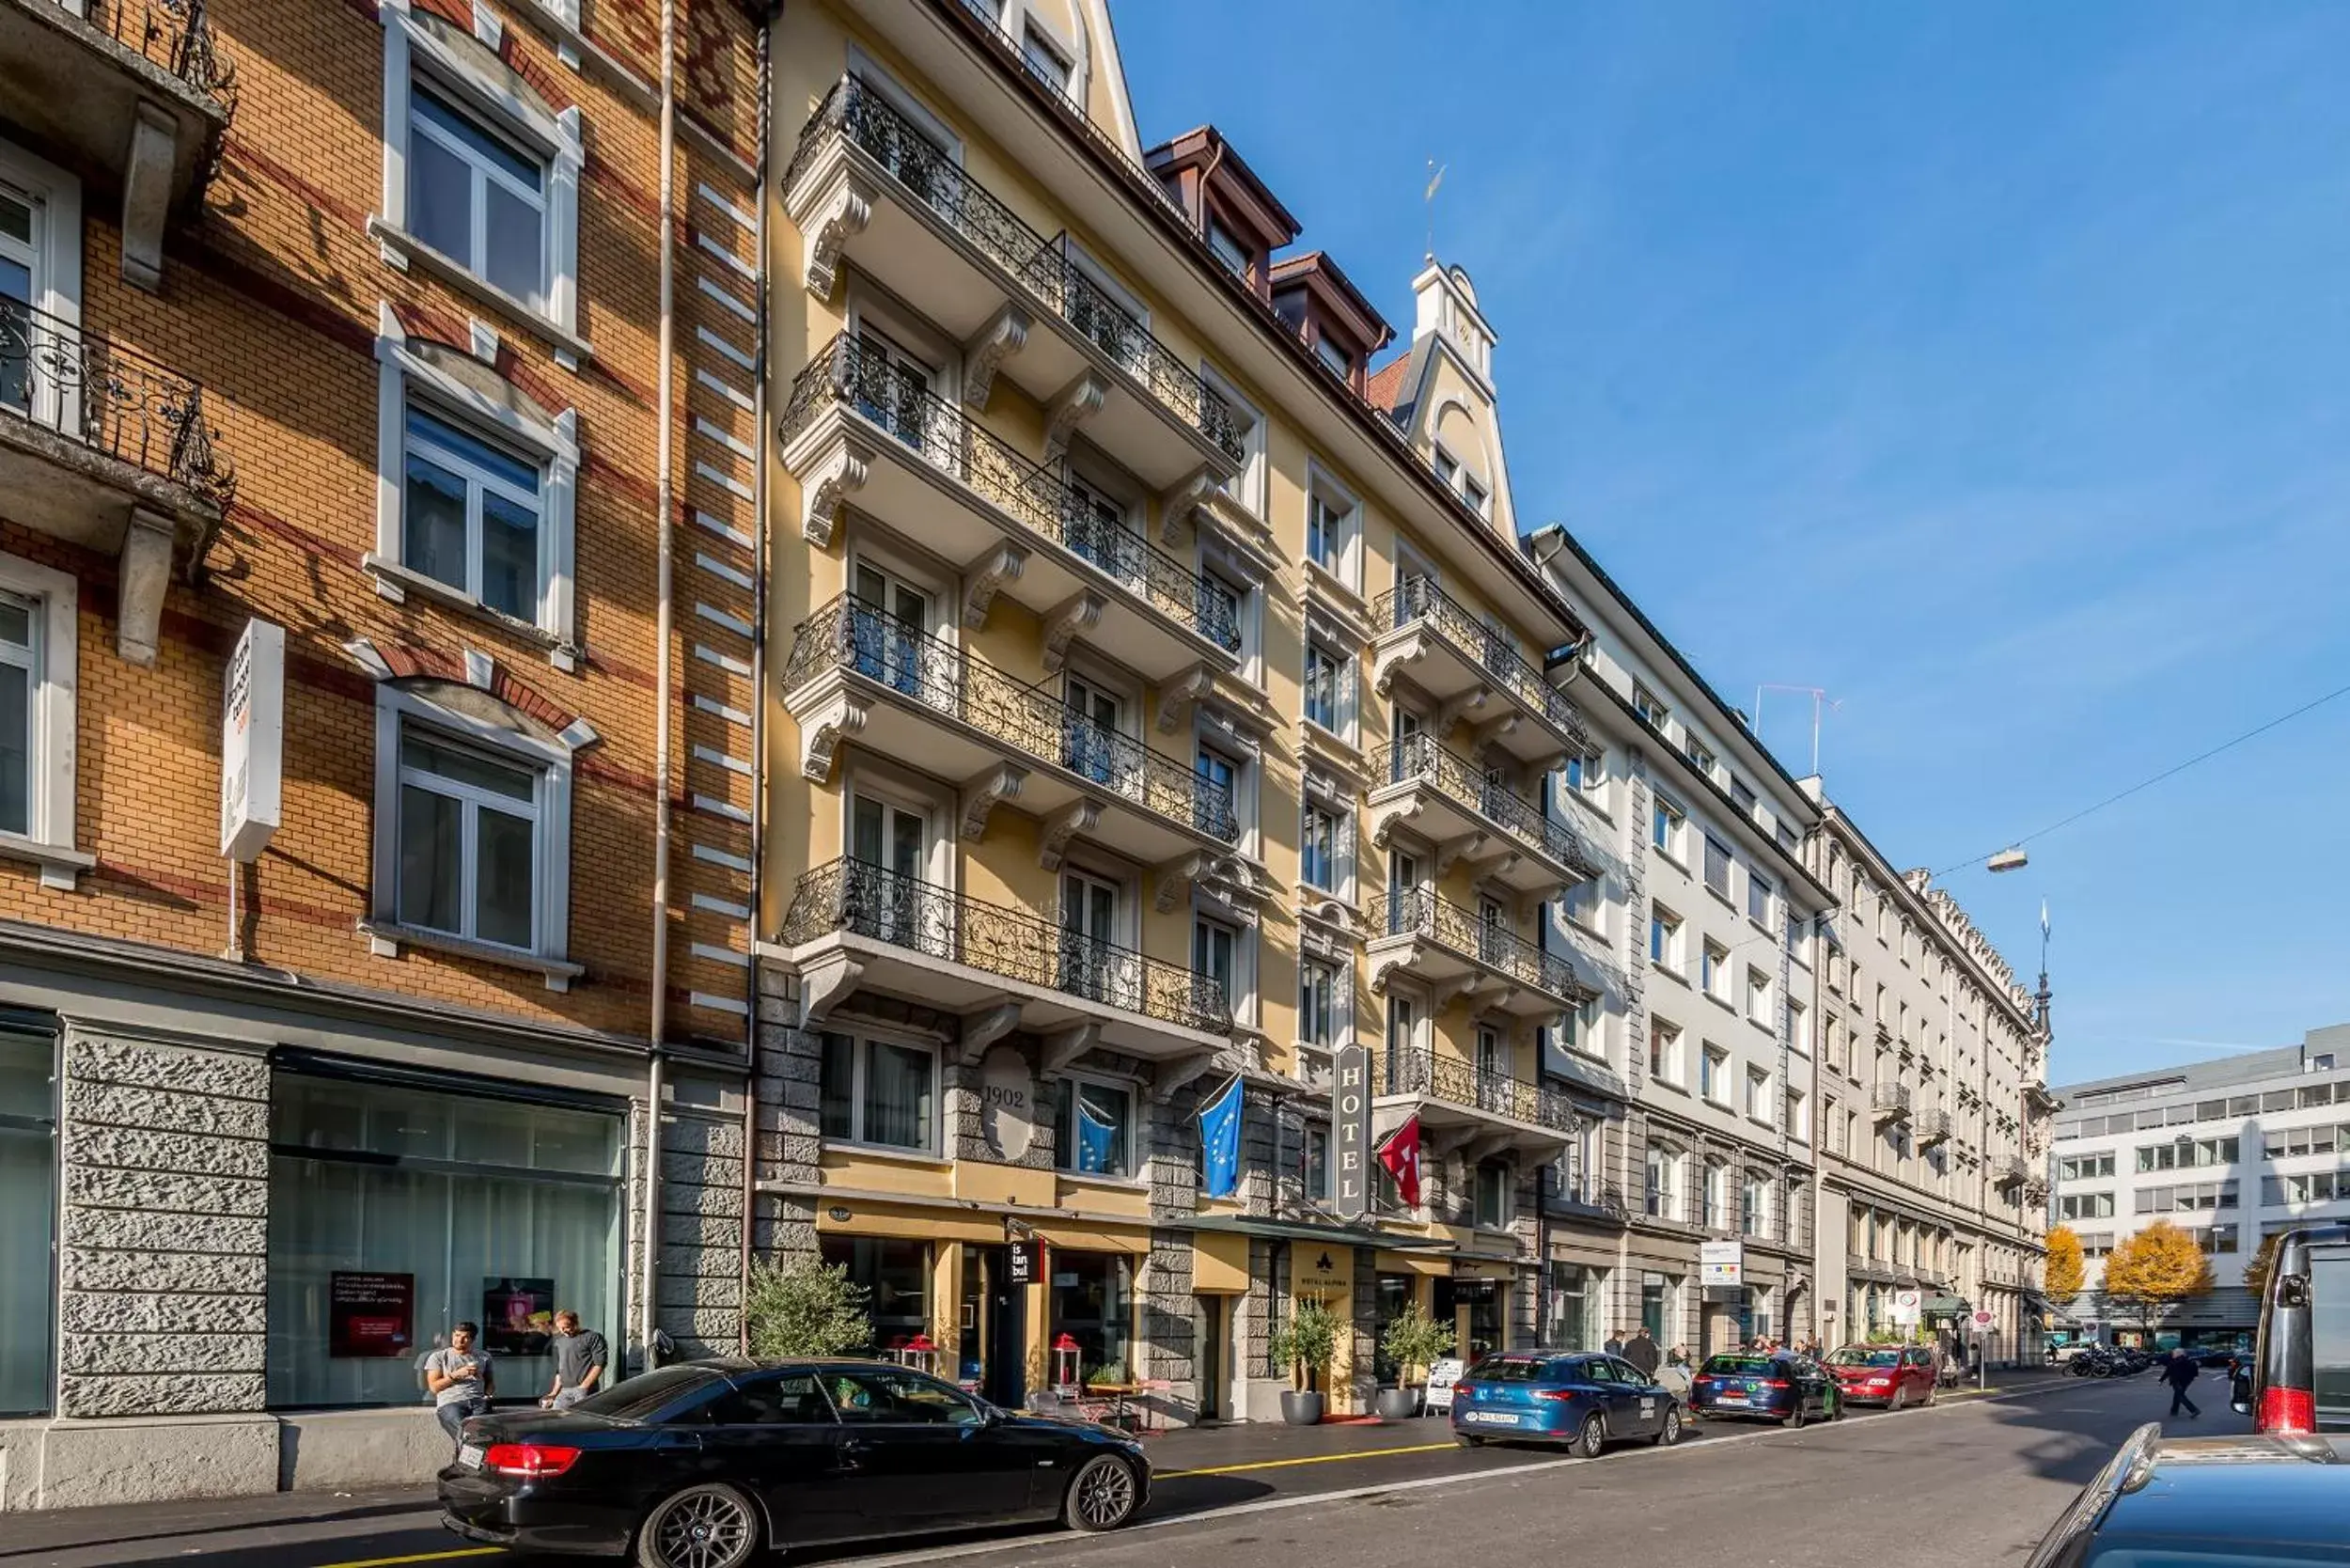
1376, 1115, 1423, 1208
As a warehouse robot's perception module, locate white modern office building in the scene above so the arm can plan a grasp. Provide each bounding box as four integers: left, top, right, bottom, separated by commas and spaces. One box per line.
2049, 1024, 2350, 1344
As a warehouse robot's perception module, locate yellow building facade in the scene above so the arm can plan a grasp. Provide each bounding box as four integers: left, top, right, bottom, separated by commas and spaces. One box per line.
751, 0, 1609, 1420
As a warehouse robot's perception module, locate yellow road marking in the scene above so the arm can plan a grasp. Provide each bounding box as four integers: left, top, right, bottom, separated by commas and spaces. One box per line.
1158, 1440, 1461, 1478
306, 1549, 503, 1568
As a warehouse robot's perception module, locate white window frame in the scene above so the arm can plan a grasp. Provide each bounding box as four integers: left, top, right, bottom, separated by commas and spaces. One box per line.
0, 138, 85, 436
1472, 1157, 1512, 1230
1303, 634, 1355, 743
1747, 966, 1773, 1028
377, 0, 582, 339
371, 305, 579, 651
1700, 940, 1730, 1003
1652, 792, 1686, 863
1746, 1065, 1774, 1126
1057, 1069, 1139, 1181
1200, 363, 1264, 517
1299, 955, 1343, 1053
820, 1027, 944, 1155
1700, 1043, 1730, 1107
1302, 460, 1362, 591
0, 553, 82, 886
1649, 1017, 1684, 1087
368, 679, 584, 985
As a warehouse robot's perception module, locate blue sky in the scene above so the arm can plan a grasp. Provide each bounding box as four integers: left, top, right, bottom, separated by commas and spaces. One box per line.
1113, 1, 2350, 1083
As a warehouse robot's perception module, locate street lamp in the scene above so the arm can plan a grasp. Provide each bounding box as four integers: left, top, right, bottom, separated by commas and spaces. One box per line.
1987, 847, 2029, 873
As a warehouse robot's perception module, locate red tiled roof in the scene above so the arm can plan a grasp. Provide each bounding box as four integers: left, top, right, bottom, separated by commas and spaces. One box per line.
1364, 353, 1413, 415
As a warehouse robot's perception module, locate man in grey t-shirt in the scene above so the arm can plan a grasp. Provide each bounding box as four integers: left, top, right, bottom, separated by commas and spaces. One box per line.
543, 1311, 609, 1409
425, 1322, 494, 1445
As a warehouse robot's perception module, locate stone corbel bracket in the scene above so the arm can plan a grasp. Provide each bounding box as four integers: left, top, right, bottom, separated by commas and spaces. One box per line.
1043, 373, 1107, 464
799, 168, 875, 302
962, 306, 1030, 410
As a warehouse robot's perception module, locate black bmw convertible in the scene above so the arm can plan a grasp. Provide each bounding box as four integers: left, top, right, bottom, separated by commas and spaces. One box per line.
439, 1358, 1151, 1568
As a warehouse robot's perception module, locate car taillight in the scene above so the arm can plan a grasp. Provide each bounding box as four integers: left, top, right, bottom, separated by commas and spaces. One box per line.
1759, 1380, 1790, 1390
1692, 1376, 1716, 1387
1532, 1388, 1580, 1402
2258, 1386, 2318, 1436
484, 1443, 582, 1478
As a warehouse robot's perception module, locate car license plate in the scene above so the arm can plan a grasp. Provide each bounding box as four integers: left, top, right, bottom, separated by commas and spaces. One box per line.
458, 1444, 485, 1471
1464, 1411, 1519, 1426
1719, 1390, 1747, 1402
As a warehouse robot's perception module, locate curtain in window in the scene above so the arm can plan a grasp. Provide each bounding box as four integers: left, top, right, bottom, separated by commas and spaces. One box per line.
0, 1026, 54, 1415
864, 1041, 933, 1151
265, 1073, 620, 1409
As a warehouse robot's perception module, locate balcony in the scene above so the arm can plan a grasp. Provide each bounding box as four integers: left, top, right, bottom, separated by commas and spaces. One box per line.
781, 74, 1241, 489
1371, 580, 1592, 767
773, 857, 1230, 1066
0, 302, 235, 664
1541, 1170, 1630, 1227
1375, 1043, 1571, 1152
1872, 1080, 1912, 1121
1917, 1107, 1953, 1148
1996, 1155, 2033, 1188
1367, 735, 1598, 897
779, 335, 1240, 682
2026, 1081, 2062, 1115
0, 0, 234, 289
1367, 887, 1593, 1018
782, 593, 1239, 870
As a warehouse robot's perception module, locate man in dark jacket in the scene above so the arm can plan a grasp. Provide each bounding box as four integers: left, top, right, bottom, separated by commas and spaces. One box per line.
2161, 1348, 2201, 1419
1623, 1325, 1663, 1378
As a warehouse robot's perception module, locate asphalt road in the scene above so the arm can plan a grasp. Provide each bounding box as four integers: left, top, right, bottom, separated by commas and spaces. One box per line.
0, 1371, 2239, 1568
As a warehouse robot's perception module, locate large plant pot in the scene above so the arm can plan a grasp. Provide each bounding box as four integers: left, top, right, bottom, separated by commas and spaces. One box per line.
1374, 1388, 1421, 1419
1279, 1389, 1325, 1425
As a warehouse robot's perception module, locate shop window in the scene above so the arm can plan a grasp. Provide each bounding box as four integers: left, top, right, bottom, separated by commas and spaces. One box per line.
818, 1032, 938, 1152
1055, 1077, 1134, 1178
1371, 1273, 1416, 1383
819, 1236, 931, 1356
0, 1021, 55, 1416
1049, 1251, 1133, 1384
1549, 1262, 1601, 1352
265, 1066, 621, 1409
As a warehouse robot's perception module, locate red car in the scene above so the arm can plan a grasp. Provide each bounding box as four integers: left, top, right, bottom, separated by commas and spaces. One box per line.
1823, 1344, 1938, 1409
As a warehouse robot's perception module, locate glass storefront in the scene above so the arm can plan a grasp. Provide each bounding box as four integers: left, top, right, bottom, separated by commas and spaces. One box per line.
266, 1066, 623, 1408
0, 1022, 55, 1416
1549, 1262, 1602, 1351
1049, 1250, 1132, 1384
1371, 1273, 1415, 1383
820, 1236, 932, 1356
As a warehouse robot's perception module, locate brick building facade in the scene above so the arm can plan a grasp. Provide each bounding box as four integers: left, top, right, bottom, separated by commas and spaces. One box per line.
0, 0, 767, 1506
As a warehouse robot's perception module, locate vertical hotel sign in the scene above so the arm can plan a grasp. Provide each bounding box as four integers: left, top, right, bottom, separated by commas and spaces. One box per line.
220, 619, 286, 860
1333, 1043, 1371, 1221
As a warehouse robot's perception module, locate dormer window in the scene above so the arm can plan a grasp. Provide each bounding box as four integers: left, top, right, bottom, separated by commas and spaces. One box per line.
1312, 333, 1351, 380
1463, 474, 1490, 518
1206, 218, 1251, 280
1021, 23, 1073, 91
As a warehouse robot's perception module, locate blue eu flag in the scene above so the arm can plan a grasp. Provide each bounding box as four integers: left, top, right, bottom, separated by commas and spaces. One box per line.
1198, 1074, 1243, 1199
1076, 1097, 1118, 1174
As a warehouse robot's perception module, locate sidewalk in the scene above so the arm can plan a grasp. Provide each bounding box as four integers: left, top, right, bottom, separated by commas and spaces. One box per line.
0, 1411, 1451, 1556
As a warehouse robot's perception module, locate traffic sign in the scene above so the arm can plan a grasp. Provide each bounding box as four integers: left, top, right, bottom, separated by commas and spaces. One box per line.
1971, 1309, 1997, 1334
1890, 1289, 1921, 1325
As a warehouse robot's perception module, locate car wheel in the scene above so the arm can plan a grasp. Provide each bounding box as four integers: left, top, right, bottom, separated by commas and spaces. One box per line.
1570, 1412, 1606, 1459
1653, 1406, 1684, 1446
635, 1483, 760, 1568
1456, 1433, 1484, 1448
1786, 1398, 1807, 1431
1888, 1385, 1907, 1412
1923, 1381, 1937, 1408
1065, 1455, 1141, 1533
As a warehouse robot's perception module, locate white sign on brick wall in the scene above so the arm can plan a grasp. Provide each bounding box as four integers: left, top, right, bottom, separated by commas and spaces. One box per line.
220, 619, 285, 861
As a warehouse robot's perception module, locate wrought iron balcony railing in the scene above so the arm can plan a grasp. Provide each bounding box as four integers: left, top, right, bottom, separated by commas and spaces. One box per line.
1542, 1168, 1629, 1221
780, 856, 1230, 1035
1373, 579, 1592, 751
1996, 1154, 2032, 1187
1377, 1044, 1574, 1133
779, 335, 1240, 654
1, 299, 235, 509
1917, 1107, 1953, 1145
785, 76, 1242, 464
1369, 886, 1589, 1005
1373, 735, 1600, 879
783, 594, 1238, 842
1872, 1079, 1913, 1118
84, 0, 237, 103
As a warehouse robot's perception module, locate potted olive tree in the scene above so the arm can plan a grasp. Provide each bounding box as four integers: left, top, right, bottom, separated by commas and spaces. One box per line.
1271, 1296, 1343, 1424
1376, 1303, 1455, 1419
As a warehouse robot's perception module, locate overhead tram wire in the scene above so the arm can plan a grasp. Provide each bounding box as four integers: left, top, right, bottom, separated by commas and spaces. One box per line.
1932, 675, 2350, 879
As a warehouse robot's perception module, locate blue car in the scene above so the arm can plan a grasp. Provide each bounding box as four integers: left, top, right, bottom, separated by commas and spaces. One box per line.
1449, 1351, 1684, 1455
1687, 1352, 1842, 1427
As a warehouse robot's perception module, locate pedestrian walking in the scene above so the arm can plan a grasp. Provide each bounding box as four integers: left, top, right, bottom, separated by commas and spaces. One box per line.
1623, 1325, 1663, 1378
1668, 1344, 1691, 1370
425, 1322, 494, 1446
1604, 1328, 1627, 1357
542, 1309, 609, 1409
2161, 1347, 2201, 1419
